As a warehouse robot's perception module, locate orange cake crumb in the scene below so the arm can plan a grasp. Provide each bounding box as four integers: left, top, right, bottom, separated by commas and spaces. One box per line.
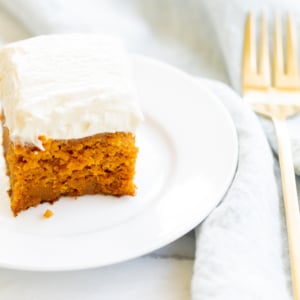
43, 209, 54, 218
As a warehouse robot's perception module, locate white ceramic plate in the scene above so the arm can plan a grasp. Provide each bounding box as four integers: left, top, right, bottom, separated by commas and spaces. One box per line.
0, 55, 238, 271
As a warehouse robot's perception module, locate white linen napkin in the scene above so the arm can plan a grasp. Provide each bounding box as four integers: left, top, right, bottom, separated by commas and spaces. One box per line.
192, 80, 292, 300
0, 0, 298, 299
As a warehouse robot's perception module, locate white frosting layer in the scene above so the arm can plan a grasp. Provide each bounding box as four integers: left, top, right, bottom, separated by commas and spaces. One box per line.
0, 34, 143, 149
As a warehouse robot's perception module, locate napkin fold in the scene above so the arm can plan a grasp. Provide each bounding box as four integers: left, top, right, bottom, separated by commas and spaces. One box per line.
0, 0, 298, 299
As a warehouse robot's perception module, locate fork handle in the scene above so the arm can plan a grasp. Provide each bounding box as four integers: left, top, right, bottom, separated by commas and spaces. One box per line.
273, 116, 300, 300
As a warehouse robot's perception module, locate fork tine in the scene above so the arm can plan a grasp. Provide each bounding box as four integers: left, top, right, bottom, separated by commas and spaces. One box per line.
243, 13, 271, 91
259, 13, 271, 84
274, 13, 300, 89
274, 13, 284, 86
243, 13, 257, 85
286, 13, 299, 77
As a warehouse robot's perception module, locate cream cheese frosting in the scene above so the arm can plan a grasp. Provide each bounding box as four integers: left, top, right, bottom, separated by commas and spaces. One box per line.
0, 34, 143, 149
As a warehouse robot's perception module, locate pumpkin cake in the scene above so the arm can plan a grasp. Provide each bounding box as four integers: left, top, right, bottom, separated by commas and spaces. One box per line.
0, 34, 143, 216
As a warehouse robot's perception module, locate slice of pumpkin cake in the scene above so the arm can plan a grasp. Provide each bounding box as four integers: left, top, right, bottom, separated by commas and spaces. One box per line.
0, 34, 143, 216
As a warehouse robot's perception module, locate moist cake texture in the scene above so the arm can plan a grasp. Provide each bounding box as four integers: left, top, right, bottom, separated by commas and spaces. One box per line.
0, 34, 143, 216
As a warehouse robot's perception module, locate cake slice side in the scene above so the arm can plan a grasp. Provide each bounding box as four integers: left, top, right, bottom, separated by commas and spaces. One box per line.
3, 125, 138, 216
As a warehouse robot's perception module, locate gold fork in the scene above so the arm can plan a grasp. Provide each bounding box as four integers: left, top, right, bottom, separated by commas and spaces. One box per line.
243, 13, 300, 300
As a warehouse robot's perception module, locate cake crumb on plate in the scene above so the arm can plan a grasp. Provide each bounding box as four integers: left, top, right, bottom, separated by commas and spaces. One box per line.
43, 209, 54, 218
